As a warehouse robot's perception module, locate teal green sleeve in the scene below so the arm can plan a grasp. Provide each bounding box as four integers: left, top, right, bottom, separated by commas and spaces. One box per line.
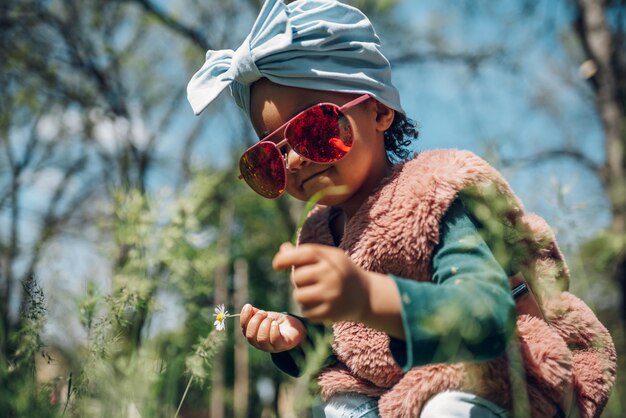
388, 199, 516, 371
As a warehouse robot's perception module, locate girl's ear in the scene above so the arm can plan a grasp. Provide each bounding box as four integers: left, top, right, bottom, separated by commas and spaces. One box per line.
373, 101, 395, 132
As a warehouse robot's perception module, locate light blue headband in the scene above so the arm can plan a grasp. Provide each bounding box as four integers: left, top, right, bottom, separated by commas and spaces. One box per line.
187, 0, 404, 117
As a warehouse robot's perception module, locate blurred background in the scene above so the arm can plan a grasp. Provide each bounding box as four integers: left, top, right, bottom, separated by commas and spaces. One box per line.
1, 0, 625, 416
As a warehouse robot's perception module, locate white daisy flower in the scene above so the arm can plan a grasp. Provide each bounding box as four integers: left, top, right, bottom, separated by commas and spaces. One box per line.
213, 304, 228, 331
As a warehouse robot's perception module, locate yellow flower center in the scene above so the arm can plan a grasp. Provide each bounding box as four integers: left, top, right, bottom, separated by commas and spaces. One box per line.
216, 313, 225, 322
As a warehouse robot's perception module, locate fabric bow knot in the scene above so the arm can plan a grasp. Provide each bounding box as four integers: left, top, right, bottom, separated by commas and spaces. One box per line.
187, 0, 292, 114
230, 40, 262, 85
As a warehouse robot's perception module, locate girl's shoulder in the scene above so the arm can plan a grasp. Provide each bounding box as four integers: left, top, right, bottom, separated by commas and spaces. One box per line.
404, 148, 493, 175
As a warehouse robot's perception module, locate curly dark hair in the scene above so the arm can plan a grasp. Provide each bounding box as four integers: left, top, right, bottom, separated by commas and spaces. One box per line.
384, 112, 419, 162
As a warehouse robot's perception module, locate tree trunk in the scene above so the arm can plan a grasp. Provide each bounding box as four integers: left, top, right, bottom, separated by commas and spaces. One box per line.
576, 0, 626, 320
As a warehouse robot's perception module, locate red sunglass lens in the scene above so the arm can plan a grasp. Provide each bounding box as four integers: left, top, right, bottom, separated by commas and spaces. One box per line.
285, 104, 353, 163
239, 142, 286, 199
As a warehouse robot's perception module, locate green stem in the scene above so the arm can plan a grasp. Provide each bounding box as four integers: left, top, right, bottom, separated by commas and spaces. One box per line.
292, 185, 349, 244
175, 375, 193, 418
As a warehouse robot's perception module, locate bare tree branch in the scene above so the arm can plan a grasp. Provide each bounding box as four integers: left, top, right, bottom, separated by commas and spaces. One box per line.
390, 47, 505, 69
137, 87, 187, 188
180, 118, 206, 182
499, 148, 603, 177
25, 174, 94, 281
19, 156, 89, 327
128, 0, 210, 51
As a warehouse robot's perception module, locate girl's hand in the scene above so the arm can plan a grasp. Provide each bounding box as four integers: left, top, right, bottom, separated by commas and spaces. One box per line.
239, 304, 307, 353
272, 242, 375, 323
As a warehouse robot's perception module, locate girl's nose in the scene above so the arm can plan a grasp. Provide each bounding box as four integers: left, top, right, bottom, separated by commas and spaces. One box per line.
285, 148, 307, 172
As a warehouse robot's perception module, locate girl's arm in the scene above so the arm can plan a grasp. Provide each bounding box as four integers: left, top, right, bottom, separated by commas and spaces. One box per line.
386, 198, 516, 369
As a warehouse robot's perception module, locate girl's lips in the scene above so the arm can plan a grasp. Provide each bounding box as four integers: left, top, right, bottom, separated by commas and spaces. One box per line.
301, 167, 331, 187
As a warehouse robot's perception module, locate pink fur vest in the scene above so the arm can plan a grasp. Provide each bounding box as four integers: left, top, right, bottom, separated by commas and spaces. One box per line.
298, 150, 616, 418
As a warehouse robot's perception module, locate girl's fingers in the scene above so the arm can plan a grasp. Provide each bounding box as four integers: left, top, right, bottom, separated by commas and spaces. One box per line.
290, 264, 323, 288
245, 310, 267, 341
273, 244, 321, 270
293, 283, 326, 306
256, 317, 273, 345
269, 320, 281, 346
300, 303, 331, 323
239, 304, 258, 329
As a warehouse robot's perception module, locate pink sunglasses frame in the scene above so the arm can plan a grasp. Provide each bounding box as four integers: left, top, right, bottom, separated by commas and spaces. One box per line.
238, 94, 371, 198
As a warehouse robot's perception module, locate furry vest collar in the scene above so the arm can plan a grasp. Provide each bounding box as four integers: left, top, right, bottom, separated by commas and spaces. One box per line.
298, 149, 616, 418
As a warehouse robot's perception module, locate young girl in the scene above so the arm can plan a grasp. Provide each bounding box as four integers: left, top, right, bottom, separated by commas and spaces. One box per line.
187, 1, 616, 417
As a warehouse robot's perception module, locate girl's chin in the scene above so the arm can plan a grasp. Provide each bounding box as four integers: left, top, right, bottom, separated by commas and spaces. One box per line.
288, 173, 350, 203
308, 186, 352, 206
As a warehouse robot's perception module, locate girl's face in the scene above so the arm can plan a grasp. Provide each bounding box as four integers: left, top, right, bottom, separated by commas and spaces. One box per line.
249, 79, 395, 216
